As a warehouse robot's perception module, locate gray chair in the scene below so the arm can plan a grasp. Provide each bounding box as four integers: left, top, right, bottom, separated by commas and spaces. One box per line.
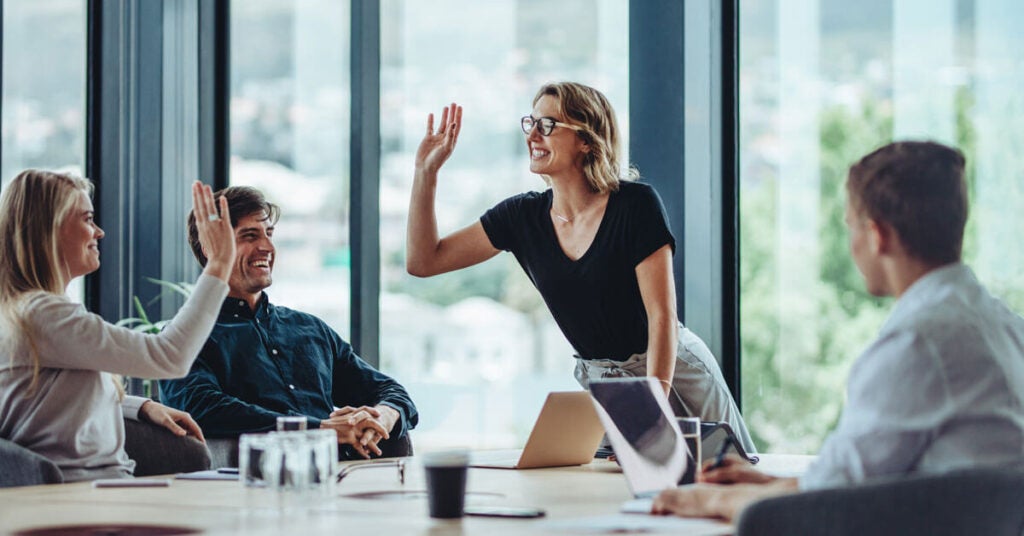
0, 437, 64, 488
206, 432, 414, 469
0, 419, 212, 487
736, 466, 1024, 536
122, 418, 211, 476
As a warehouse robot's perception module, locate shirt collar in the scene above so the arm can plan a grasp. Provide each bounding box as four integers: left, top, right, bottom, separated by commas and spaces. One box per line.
218, 292, 271, 321
881, 262, 973, 332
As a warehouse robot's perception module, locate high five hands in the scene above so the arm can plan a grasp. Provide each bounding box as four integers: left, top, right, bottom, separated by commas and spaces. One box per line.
415, 103, 463, 175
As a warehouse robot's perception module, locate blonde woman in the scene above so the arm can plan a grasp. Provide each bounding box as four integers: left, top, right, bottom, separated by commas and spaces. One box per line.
0, 170, 235, 482
408, 82, 755, 452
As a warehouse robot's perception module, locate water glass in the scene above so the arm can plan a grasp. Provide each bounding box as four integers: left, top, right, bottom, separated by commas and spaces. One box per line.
239, 433, 270, 487
306, 429, 338, 495
677, 417, 701, 485
239, 430, 337, 497
276, 416, 307, 431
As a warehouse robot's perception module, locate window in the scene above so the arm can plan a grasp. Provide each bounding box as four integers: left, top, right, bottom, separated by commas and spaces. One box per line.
739, 0, 1024, 453
1, 0, 86, 184
379, 0, 629, 449
1, 0, 87, 299
228, 0, 352, 328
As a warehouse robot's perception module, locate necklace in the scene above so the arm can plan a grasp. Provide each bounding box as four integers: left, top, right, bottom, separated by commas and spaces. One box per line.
553, 212, 572, 223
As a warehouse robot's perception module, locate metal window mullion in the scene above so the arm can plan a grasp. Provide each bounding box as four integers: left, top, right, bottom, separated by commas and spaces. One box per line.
198, 0, 228, 191
630, 0, 741, 405
350, 1, 381, 366
720, 0, 741, 406
87, 0, 167, 396
629, 0, 686, 318
86, 0, 130, 322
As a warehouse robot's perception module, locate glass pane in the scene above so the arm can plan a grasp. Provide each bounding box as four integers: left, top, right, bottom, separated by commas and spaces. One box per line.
739, 0, 1024, 453
229, 0, 351, 329
1, 0, 87, 300
380, 0, 629, 449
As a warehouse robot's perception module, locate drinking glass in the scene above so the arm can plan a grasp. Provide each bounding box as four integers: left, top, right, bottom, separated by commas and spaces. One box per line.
276, 416, 307, 432
239, 433, 270, 487
677, 417, 701, 485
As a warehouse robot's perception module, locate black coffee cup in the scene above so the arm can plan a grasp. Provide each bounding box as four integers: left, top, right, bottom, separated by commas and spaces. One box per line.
422, 450, 469, 519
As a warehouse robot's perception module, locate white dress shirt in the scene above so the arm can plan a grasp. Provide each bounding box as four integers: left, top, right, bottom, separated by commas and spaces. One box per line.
801, 263, 1024, 489
0, 274, 227, 482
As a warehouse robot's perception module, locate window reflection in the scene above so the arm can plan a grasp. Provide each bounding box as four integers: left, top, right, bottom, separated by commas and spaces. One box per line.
229, 0, 352, 329
1, 0, 86, 300
739, 0, 1024, 453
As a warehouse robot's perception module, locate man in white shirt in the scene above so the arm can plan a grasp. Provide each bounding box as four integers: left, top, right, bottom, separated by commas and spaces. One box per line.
652, 141, 1024, 521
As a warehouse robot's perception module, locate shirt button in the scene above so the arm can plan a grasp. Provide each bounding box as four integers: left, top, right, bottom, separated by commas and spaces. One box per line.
238, 300, 245, 306
256, 318, 260, 324
272, 349, 278, 355
288, 384, 295, 390
233, 314, 239, 318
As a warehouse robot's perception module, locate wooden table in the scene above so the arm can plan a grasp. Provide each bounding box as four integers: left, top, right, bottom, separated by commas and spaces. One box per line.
0, 453, 813, 535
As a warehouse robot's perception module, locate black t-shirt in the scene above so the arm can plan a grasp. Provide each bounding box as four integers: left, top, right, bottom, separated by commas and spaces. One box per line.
480, 181, 675, 361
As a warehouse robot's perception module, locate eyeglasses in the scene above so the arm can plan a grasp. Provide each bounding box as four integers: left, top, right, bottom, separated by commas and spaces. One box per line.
336, 458, 406, 485
520, 115, 583, 136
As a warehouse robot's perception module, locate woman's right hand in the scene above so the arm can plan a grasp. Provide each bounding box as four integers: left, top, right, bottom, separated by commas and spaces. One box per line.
192, 181, 236, 282
700, 454, 776, 485
414, 103, 462, 176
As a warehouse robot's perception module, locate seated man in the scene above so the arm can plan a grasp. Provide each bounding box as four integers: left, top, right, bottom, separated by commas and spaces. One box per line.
653, 141, 1024, 521
161, 186, 417, 459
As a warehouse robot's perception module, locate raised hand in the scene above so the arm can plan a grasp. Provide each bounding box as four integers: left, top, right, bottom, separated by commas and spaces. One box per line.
191, 181, 236, 282
415, 103, 463, 176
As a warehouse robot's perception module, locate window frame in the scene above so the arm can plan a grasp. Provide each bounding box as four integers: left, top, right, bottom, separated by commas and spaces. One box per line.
68, 0, 740, 398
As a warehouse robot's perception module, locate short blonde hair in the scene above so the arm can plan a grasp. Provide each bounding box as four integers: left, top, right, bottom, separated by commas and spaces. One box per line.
533, 82, 637, 193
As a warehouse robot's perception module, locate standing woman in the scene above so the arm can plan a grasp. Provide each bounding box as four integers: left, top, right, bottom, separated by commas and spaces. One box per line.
0, 170, 235, 482
407, 82, 755, 452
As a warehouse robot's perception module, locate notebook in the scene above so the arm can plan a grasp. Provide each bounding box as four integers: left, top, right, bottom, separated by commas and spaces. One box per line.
470, 391, 605, 469
588, 377, 689, 498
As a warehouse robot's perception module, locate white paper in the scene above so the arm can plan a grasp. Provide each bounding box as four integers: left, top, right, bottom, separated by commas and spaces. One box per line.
174, 470, 239, 481
542, 514, 732, 535
93, 478, 172, 488
620, 497, 654, 514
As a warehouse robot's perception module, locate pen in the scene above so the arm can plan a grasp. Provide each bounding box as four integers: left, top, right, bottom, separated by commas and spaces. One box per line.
710, 436, 734, 470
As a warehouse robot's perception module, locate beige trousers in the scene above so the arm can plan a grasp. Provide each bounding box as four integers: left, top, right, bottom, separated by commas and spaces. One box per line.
574, 323, 757, 454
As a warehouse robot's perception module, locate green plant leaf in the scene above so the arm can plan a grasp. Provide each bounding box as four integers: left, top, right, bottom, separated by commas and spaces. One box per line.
132, 296, 151, 325
145, 278, 195, 300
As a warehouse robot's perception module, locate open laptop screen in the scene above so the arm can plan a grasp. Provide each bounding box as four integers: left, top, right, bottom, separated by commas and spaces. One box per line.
589, 377, 688, 497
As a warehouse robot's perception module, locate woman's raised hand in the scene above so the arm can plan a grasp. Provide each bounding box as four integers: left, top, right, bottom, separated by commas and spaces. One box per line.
415, 103, 462, 176
192, 181, 236, 282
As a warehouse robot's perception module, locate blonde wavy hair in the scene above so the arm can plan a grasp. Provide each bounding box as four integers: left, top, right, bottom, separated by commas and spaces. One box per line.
533, 82, 638, 193
0, 170, 122, 396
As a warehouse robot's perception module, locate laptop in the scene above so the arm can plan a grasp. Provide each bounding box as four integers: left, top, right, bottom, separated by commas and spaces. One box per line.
588, 377, 689, 498
470, 391, 605, 469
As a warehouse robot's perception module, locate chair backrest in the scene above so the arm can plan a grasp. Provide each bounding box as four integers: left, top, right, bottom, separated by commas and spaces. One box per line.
123, 418, 211, 476
737, 466, 1024, 536
0, 437, 63, 487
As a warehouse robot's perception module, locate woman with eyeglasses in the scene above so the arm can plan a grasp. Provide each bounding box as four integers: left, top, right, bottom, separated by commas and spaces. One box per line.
407, 82, 755, 453
0, 170, 235, 481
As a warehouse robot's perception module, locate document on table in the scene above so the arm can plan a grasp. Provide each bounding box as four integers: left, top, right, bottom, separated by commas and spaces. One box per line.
621, 497, 654, 514
175, 469, 239, 481
542, 514, 731, 534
